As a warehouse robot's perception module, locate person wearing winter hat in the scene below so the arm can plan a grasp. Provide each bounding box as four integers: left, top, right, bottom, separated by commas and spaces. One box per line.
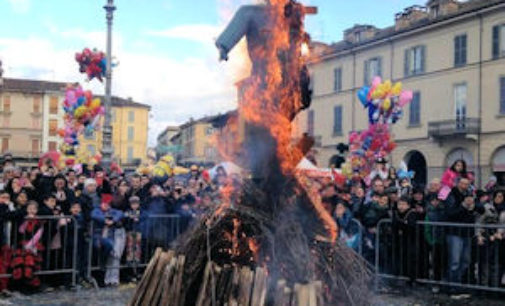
90, 193, 125, 286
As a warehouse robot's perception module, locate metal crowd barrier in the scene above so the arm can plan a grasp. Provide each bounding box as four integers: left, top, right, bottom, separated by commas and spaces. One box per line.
1, 214, 181, 288
374, 219, 505, 293
87, 214, 181, 278
0, 215, 78, 286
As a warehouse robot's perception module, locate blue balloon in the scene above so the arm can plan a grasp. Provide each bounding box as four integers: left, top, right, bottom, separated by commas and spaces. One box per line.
357, 86, 370, 107
368, 105, 377, 124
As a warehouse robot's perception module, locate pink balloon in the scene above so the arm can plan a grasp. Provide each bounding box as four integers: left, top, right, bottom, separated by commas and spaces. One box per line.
372, 76, 382, 87
398, 91, 413, 107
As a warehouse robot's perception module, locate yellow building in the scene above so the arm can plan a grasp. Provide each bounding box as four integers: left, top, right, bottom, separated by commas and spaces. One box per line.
78, 96, 151, 168
170, 115, 219, 166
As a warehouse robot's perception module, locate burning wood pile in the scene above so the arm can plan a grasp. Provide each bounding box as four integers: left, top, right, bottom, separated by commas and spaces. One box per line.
130, 1, 373, 305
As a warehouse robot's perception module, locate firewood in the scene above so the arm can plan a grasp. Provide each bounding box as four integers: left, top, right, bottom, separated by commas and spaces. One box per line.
129, 248, 162, 306
142, 251, 173, 306
196, 261, 213, 306
251, 267, 267, 306
237, 266, 253, 306
169, 255, 186, 306
158, 257, 178, 306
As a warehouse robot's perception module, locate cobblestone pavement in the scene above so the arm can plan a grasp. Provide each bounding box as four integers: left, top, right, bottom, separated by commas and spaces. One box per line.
1, 284, 504, 306
0, 284, 135, 306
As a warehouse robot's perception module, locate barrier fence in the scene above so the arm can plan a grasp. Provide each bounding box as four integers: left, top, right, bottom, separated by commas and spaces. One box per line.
1, 214, 180, 288
4, 215, 505, 294
375, 219, 505, 293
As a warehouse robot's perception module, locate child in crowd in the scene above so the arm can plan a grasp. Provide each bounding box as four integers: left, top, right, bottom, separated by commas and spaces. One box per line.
10, 201, 43, 293
392, 196, 417, 282
424, 193, 446, 292
124, 196, 143, 282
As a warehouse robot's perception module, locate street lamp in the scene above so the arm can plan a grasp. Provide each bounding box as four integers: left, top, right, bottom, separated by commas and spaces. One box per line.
102, 0, 116, 169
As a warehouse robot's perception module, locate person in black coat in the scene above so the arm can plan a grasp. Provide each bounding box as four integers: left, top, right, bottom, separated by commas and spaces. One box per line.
391, 196, 418, 282
444, 178, 481, 287
51, 174, 75, 215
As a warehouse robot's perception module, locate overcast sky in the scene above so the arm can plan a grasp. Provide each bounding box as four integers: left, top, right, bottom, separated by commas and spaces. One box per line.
0, 0, 426, 145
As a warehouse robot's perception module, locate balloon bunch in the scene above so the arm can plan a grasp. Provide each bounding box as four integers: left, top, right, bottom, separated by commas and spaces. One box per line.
341, 124, 396, 179
75, 48, 107, 82
341, 77, 414, 180
58, 85, 104, 166
357, 77, 413, 125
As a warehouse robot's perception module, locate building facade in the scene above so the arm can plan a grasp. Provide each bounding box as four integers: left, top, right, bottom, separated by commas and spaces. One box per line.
0, 74, 150, 168
170, 116, 220, 167
156, 126, 180, 158
305, 0, 505, 186
79, 96, 151, 168
0, 77, 66, 165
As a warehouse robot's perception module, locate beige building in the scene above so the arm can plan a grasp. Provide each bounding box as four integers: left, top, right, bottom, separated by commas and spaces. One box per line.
303, 0, 505, 186
0, 76, 66, 165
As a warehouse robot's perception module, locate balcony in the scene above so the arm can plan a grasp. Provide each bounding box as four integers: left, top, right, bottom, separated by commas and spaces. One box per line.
428, 118, 481, 139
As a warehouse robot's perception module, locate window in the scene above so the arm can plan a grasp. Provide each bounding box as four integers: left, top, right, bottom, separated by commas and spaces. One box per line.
32, 139, 40, 155
431, 5, 440, 18
333, 68, 342, 93
307, 110, 314, 136
127, 146, 134, 162
128, 126, 134, 141
87, 144, 96, 156
493, 25, 505, 59
33, 97, 41, 113
404, 46, 425, 76
3, 96, 10, 113
1, 138, 8, 153
364, 57, 382, 85
409, 92, 421, 126
206, 127, 214, 136
48, 141, 57, 152
454, 83, 467, 129
333, 106, 343, 136
454, 34, 467, 67
49, 97, 59, 115
49, 119, 58, 136
128, 111, 135, 122
112, 110, 116, 122
500, 77, 505, 115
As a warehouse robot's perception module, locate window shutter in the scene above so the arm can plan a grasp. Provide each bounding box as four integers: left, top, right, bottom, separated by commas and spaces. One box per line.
338, 68, 342, 92
404, 49, 410, 77
493, 25, 500, 59
420, 46, 426, 73
454, 36, 460, 66
364, 60, 369, 85
333, 106, 342, 135
501, 77, 505, 114
462, 35, 467, 64
377, 57, 382, 78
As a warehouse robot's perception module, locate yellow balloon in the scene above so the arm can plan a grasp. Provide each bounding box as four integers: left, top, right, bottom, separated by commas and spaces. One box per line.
90, 98, 101, 110
392, 82, 403, 96
383, 80, 392, 93
74, 106, 88, 118
383, 98, 391, 111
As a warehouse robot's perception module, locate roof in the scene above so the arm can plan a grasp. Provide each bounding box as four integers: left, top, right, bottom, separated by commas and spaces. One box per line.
316, 0, 504, 60
96, 95, 151, 110
0, 77, 151, 110
0, 78, 68, 93
157, 126, 180, 140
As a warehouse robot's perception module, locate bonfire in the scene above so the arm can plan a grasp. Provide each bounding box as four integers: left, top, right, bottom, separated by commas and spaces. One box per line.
130, 1, 372, 305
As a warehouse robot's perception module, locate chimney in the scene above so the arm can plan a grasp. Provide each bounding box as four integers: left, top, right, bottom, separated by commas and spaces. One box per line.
427, 0, 460, 19
344, 24, 379, 44
395, 5, 429, 30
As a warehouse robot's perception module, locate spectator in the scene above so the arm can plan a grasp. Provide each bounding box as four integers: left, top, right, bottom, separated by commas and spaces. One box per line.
61, 202, 88, 287
52, 174, 75, 215
424, 193, 446, 293
91, 194, 124, 287
124, 196, 143, 282
392, 196, 417, 282
445, 178, 479, 289
334, 200, 360, 252
111, 180, 130, 211
492, 190, 505, 285
440, 160, 474, 200
79, 178, 100, 221
362, 193, 390, 263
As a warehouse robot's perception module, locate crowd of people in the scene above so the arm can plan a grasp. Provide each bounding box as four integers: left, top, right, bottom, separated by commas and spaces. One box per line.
1, 151, 505, 297
319, 158, 505, 295
0, 154, 228, 296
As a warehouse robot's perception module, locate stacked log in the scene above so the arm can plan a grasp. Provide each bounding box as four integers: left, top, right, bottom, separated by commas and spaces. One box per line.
130, 248, 328, 306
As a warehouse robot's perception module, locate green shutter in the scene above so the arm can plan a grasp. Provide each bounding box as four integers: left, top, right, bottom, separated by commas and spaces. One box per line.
420, 46, 426, 73
493, 25, 500, 59
364, 60, 369, 85
454, 36, 460, 66
377, 57, 382, 78
404, 49, 410, 77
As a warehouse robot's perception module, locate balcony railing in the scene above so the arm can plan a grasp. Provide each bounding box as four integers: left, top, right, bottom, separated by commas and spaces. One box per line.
428, 118, 481, 139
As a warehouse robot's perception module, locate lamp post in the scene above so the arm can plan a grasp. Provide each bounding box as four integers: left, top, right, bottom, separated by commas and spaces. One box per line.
102, 0, 116, 169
